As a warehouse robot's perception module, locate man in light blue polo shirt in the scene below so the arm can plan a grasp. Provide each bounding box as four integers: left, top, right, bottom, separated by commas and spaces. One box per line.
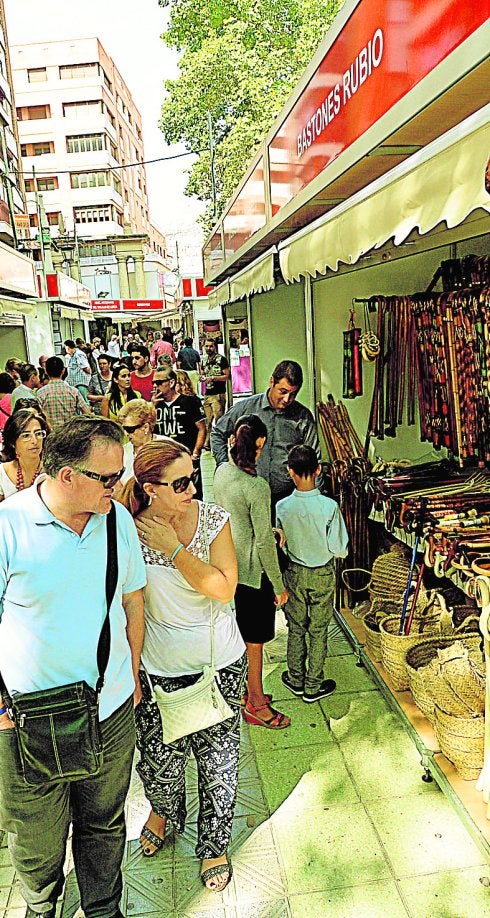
0, 417, 146, 918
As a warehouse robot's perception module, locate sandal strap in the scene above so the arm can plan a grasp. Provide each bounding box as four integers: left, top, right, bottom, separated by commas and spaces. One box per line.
141, 825, 164, 849
201, 862, 232, 883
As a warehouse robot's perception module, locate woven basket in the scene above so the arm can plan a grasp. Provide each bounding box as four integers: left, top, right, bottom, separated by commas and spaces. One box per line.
405, 634, 483, 724
434, 706, 484, 780
363, 610, 383, 662
369, 547, 428, 612
423, 641, 486, 716
379, 615, 444, 691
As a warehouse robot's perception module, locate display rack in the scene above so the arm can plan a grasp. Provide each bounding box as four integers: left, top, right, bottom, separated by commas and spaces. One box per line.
335, 606, 490, 860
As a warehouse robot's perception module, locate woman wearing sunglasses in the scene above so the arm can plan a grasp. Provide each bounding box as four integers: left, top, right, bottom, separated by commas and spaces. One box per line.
117, 399, 170, 483
101, 363, 140, 420
117, 440, 245, 893
0, 409, 49, 501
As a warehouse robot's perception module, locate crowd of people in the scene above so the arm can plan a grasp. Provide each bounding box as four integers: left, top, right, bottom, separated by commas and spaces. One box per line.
0, 341, 348, 915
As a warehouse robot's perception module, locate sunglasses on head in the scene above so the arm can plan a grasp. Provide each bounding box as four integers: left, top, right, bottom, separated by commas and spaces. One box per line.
72, 467, 125, 488
157, 468, 199, 494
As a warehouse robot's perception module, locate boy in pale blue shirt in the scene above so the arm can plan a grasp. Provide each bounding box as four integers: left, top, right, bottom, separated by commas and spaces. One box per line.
276, 445, 349, 702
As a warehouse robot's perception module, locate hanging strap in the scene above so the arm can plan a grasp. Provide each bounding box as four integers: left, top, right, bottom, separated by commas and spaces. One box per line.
95, 502, 118, 694
0, 502, 118, 704
201, 501, 216, 671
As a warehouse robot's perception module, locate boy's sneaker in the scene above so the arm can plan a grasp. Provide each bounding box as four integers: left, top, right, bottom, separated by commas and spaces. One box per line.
281, 671, 304, 696
303, 680, 336, 703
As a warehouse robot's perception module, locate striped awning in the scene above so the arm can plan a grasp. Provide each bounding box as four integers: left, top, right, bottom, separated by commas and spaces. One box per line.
279, 106, 490, 283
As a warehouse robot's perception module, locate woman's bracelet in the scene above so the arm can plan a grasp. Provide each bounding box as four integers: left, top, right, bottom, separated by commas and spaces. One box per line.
170, 543, 184, 562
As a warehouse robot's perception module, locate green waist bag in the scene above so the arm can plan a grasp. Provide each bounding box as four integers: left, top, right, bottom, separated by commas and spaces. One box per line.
0, 504, 118, 786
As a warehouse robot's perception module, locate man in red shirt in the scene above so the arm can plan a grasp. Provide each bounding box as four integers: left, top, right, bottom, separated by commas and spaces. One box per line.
130, 346, 154, 401
150, 332, 176, 369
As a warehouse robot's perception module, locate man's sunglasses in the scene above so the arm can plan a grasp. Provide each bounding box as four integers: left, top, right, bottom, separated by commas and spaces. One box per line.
72, 467, 125, 488
156, 468, 199, 494
122, 423, 143, 434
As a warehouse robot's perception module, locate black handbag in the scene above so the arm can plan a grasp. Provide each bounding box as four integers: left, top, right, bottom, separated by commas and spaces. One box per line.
0, 504, 118, 786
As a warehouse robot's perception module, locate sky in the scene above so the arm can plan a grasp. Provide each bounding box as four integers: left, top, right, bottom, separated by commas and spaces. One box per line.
4, 0, 204, 271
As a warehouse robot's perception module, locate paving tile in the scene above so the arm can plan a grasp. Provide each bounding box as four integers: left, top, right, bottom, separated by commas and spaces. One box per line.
288, 879, 410, 917
232, 898, 292, 917
271, 802, 391, 895
247, 698, 332, 754
366, 793, 487, 877
328, 692, 442, 800
326, 621, 353, 657
322, 654, 377, 693
122, 839, 173, 914
398, 865, 490, 918
255, 743, 358, 813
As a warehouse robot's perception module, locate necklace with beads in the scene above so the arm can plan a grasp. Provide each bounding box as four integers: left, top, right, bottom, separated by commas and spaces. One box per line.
16, 460, 40, 490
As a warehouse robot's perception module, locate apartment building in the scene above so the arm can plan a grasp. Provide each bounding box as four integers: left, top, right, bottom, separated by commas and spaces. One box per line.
0, 0, 26, 245
11, 37, 153, 242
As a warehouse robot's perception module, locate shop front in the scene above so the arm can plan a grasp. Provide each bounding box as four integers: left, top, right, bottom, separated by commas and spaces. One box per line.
203, 0, 490, 855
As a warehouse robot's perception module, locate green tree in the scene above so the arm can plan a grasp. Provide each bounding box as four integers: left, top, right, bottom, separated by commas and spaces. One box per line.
159, 0, 344, 231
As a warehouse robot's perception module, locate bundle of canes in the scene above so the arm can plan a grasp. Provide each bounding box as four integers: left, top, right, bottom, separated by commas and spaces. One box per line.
318, 396, 363, 464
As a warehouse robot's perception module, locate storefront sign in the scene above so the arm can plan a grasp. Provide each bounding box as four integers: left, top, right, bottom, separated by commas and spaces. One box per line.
46, 272, 91, 307
269, 0, 487, 213
91, 299, 122, 310
0, 239, 37, 297
122, 299, 164, 311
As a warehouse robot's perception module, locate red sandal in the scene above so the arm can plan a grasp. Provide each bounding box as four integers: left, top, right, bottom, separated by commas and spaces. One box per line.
241, 698, 291, 729
241, 690, 272, 708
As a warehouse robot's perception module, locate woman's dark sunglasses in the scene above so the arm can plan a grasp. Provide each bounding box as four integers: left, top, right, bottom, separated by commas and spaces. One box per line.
122, 423, 143, 433
157, 468, 199, 494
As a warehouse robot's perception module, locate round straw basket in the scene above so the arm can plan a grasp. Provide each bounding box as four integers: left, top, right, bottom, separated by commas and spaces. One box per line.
405, 634, 482, 724
363, 610, 383, 662
379, 616, 442, 691
423, 640, 485, 717
434, 706, 484, 780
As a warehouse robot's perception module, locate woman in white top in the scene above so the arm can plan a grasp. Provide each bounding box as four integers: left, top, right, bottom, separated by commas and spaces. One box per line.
117, 440, 245, 892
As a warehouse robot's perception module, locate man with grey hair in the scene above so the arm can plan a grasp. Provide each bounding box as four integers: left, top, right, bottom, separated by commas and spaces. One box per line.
0, 417, 146, 918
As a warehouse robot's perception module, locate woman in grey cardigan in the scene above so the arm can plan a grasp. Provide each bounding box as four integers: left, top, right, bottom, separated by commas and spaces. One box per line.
214, 415, 290, 728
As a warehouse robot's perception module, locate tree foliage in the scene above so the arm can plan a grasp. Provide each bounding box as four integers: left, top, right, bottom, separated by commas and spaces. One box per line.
158, 0, 344, 231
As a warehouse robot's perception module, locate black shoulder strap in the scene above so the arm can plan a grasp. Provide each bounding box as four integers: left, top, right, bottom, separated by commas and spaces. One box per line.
95, 502, 118, 694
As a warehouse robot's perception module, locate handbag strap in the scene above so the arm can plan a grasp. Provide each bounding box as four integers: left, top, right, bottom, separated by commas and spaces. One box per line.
201, 502, 216, 671
0, 502, 118, 703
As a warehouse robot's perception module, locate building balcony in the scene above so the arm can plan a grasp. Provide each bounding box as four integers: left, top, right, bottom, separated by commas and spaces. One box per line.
75, 220, 123, 239
71, 185, 123, 207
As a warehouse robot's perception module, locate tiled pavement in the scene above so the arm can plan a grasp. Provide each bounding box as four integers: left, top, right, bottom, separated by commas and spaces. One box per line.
1, 454, 490, 917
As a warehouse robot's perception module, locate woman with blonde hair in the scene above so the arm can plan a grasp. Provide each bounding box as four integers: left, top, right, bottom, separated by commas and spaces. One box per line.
117, 398, 167, 483
117, 440, 245, 892
175, 369, 196, 396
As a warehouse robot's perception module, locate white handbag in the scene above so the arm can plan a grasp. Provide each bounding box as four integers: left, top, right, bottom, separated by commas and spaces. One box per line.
148, 505, 234, 745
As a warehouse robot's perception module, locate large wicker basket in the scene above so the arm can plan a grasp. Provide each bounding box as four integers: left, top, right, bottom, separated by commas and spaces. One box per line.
379, 615, 447, 691
405, 633, 483, 724
362, 545, 428, 664
422, 641, 485, 717
434, 706, 484, 780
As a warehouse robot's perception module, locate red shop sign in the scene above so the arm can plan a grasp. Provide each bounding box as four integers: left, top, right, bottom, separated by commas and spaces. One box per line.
269, 0, 488, 213
91, 299, 121, 310
122, 299, 164, 311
